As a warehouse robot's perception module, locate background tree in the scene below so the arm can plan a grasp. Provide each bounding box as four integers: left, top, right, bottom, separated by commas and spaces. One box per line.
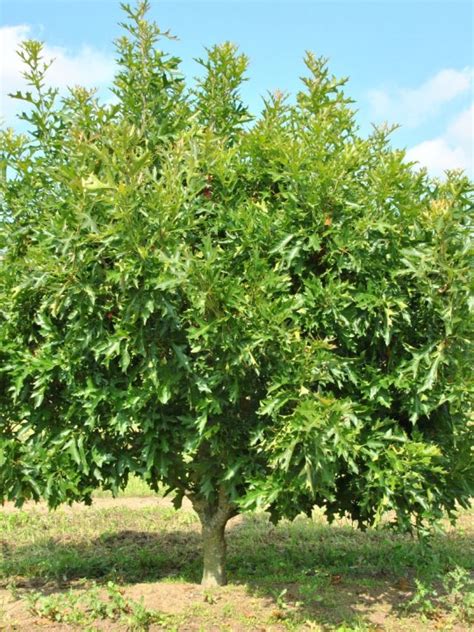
1, 1, 472, 586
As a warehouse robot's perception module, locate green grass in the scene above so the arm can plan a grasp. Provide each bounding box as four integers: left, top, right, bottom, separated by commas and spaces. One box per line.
25, 581, 181, 631
0, 498, 472, 631
92, 475, 161, 498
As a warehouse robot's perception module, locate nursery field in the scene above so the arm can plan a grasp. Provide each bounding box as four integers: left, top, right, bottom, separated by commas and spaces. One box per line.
2, 2, 473, 629
0, 481, 472, 631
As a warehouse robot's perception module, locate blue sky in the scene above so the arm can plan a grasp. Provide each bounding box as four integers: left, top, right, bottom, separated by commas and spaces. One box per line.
1, 0, 473, 176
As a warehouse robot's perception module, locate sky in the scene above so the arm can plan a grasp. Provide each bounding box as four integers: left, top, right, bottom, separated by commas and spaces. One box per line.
1, 0, 473, 177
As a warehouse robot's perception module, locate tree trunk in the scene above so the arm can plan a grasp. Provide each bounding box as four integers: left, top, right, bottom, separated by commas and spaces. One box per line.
200, 518, 227, 586
190, 487, 236, 586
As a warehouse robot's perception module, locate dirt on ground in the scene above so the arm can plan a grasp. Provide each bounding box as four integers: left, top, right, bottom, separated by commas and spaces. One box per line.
1, 497, 472, 631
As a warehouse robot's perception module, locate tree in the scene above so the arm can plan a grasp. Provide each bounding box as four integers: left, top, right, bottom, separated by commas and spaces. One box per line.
0, 1, 472, 587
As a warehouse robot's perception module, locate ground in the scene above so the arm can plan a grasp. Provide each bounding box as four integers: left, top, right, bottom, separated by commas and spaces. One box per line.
0, 481, 472, 631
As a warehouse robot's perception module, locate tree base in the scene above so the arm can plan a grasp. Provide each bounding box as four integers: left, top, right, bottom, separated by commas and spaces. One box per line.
191, 488, 236, 587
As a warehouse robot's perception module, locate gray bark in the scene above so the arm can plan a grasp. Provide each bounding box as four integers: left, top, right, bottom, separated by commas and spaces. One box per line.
189, 487, 236, 586
201, 518, 227, 586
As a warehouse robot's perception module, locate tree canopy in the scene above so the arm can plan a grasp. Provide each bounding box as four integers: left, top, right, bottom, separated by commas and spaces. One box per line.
1, 1, 473, 586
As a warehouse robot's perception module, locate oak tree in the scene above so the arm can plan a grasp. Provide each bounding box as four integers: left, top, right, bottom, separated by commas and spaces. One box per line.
1, 1, 472, 586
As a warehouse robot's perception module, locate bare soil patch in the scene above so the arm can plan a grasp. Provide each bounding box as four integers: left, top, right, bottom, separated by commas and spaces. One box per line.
1, 498, 472, 631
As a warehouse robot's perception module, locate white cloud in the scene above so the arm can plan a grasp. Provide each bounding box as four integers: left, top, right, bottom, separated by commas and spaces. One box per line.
405, 104, 473, 177
447, 104, 473, 146
368, 67, 473, 127
1, 25, 115, 125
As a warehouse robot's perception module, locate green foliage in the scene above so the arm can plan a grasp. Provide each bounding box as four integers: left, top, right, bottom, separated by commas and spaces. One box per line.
405, 566, 474, 623
27, 581, 175, 630
0, 0, 473, 544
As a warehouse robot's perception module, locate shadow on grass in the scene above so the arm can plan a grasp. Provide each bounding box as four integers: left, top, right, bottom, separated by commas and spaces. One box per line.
1, 508, 473, 628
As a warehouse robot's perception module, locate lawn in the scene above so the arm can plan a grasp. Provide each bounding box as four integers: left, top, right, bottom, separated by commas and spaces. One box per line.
0, 481, 472, 631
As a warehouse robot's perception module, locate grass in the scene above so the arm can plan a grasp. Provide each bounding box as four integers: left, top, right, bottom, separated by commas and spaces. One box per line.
92, 475, 162, 498
24, 581, 181, 631
0, 487, 472, 631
